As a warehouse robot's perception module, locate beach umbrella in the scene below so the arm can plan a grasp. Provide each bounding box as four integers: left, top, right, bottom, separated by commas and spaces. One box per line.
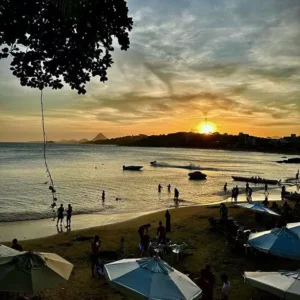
248, 227, 300, 260
0, 244, 20, 257
0, 251, 73, 292
104, 257, 202, 300
244, 270, 300, 299
236, 203, 280, 216
286, 222, 300, 236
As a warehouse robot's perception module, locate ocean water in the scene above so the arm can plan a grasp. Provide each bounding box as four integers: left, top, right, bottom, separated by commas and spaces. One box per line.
0, 143, 298, 222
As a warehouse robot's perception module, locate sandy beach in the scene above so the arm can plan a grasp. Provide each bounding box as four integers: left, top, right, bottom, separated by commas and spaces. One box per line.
0, 210, 160, 242
2, 202, 300, 300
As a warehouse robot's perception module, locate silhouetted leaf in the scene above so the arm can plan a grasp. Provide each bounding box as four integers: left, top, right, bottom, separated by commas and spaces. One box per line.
0, 0, 133, 94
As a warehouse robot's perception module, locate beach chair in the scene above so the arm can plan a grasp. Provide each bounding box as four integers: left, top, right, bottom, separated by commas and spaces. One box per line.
170, 243, 193, 262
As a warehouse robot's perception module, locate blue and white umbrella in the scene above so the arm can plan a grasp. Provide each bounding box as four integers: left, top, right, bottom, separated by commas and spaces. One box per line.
248, 226, 300, 260
104, 257, 202, 300
236, 203, 280, 216
244, 270, 300, 299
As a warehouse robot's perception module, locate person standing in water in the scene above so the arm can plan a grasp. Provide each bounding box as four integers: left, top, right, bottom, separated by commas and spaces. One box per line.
167, 184, 171, 192
158, 184, 162, 193
102, 190, 105, 202
174, 188, 179, 204
223, 183, 227, 192
66, 204, 72, 228
265, 183, 268, 192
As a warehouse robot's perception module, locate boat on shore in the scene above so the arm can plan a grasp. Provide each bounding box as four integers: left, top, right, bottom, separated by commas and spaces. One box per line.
283, 192, 300, 201
123, 165, 143, 171
232, 176, 279, 185
188, 171, 207, 180
150, 161, 201, 170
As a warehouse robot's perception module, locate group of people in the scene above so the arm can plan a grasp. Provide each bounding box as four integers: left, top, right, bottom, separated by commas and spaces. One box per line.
56, 203, 73, 228
158, 184, 180, 204
138, 221, 168, 257
195, 264, 230, 300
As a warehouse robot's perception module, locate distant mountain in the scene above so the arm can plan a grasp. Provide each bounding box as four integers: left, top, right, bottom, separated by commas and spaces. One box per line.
59, 139, 79, 144
78, 138, 89, 143
91, 133, 107, 141
57, 133, 107, 144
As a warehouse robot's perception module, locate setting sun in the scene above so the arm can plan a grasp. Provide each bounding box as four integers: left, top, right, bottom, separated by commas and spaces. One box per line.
197, 122, 216, 134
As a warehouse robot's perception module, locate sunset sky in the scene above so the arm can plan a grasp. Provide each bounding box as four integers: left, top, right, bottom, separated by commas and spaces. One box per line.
0, 0, 300, 142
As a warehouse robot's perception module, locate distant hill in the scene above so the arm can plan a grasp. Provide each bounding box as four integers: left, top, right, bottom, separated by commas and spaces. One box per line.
91, 133, 107, 141
78, 138, 89, 143
57, 133, 107, 144
88, 132, 300, 154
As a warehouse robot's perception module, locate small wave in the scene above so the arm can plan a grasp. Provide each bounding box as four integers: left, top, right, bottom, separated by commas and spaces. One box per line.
0, 205, 116, 222
150, 161, 201, 170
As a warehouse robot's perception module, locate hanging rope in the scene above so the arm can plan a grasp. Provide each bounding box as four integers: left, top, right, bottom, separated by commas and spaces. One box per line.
40, 89, 57, 213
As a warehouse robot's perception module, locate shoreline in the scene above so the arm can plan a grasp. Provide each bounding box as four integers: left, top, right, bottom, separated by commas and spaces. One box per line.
0, 209, 161, 242
0, 185, 287, 242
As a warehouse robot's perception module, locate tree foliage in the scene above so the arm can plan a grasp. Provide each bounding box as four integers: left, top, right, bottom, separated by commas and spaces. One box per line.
0, 0, 133, 94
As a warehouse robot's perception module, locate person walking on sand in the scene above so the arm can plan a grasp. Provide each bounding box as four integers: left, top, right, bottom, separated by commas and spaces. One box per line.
56, 204, 64, 226
296, 169, 299, 180
224, 183, 227, 192
231, 188, 235, 202
174, 188, 179, 200
102, 190, 105, 202
167, 184, 171, 192
66, 204, 72, 228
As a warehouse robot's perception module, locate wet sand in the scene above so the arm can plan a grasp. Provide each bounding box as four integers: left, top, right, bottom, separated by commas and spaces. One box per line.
0, 210, 159, 242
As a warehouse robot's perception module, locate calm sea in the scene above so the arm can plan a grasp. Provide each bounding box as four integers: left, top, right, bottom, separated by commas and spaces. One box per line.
0, 143, 297, 222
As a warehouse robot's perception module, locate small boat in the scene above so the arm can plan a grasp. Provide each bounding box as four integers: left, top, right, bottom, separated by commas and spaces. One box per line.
232, 176, 279, 185
283, 192, 300, 201
188, 171, 207, 180
123, 165, 143, 171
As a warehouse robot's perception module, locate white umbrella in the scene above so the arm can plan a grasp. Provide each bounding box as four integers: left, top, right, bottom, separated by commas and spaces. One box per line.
0, 244, 20, 257
286, 222, 300, 236
104, 257, 202, 300
0, 251, 73, 292
244, 270, 300, 299
236, 203, 280, 216
248, 227, 300, 260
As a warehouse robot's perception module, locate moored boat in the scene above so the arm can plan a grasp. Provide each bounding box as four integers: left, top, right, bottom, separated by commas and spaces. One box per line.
123, 165, 143, 171
232, 176, 279, 185
188, 171, 207, 180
